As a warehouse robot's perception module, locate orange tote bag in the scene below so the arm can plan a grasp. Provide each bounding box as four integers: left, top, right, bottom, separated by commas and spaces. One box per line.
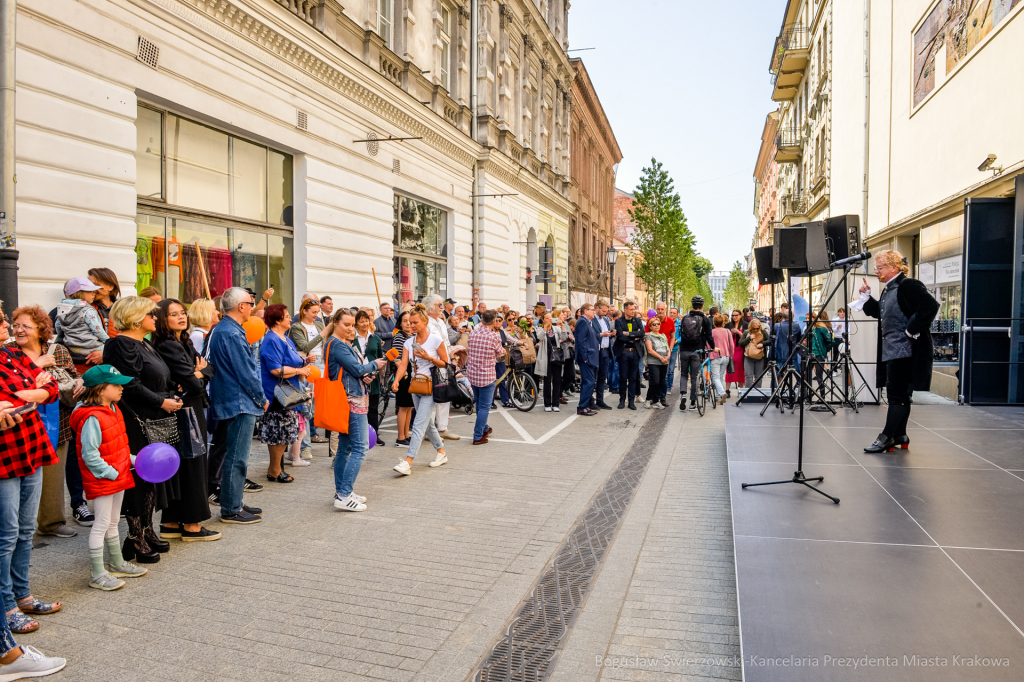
313, 338, 350, 434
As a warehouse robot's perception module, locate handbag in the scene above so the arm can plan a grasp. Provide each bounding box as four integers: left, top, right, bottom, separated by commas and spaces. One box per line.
312, 338, 351, 434
408, 373, 433, 395
46, 343, 78, 408
175, 408, 206, 460
431, 363, 461, 404
141, 414, 180, 445
273, 374, 311, 410
727, 355, 736, 374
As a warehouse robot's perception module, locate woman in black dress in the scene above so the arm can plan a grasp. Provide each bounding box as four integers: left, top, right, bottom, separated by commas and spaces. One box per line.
391, 311, 414, 447
152, 299, 221, 542
103, 296, 184, 563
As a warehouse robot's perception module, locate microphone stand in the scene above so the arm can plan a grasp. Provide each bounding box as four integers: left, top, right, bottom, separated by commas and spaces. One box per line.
739, 263, 858, 505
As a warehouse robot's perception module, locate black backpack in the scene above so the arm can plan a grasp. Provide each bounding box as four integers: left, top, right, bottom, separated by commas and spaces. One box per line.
680, 313, 704, 345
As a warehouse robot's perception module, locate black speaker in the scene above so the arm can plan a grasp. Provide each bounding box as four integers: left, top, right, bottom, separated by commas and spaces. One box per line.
824, 214, 861, 262
754, 246, 784, 285
804, 221, 832, 275
773, 226, 807, 271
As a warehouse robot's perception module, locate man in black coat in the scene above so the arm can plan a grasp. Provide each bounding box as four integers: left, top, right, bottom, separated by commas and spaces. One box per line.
859, 250, 939, 453
613, 301, 646, 410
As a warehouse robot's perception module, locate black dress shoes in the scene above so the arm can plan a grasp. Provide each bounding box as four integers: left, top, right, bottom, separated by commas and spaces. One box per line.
894, 435, 910, 450
864, 433, 897, 453
596, 403, 613, 410
617, 400, 625, 409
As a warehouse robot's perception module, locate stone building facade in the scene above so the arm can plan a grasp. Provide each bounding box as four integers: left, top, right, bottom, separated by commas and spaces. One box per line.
567, 58, 621, 308
9, 0, 574, 312
611, 188, 651, 310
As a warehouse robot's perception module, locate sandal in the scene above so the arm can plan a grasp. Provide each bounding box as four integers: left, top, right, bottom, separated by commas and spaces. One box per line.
7, 610, 40, 633
267, 471, 294, 483
16, 597, 62, 616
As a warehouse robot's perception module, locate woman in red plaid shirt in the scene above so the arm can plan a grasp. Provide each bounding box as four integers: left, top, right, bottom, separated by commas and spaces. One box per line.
0, 302, 63, 637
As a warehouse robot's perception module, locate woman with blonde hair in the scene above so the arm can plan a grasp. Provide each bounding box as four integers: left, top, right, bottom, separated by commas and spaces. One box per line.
103, 296, 184, 563
738, 318, 767, 389
389, 304, 449, 475
859, 250, 938, 453
187, 298, 218, 354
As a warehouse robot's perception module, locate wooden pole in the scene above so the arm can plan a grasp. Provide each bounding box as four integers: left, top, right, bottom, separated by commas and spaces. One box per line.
195, 242, 211, 299
371, 267, 382, 307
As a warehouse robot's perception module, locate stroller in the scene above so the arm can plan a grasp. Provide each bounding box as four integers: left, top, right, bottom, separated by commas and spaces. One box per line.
448, 346, 476, 414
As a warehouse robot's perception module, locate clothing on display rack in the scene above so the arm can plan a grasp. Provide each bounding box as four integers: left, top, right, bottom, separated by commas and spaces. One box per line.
232, 250, 259, 292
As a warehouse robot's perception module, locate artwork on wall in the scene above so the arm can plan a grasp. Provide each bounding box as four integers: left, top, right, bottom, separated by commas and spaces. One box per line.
913, 0, 1022, 108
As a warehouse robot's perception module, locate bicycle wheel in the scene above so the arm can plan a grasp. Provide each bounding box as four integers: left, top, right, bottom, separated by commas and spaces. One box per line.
695, 372, 706, 416
510, 371, 537, 412
708, 370, 718, 410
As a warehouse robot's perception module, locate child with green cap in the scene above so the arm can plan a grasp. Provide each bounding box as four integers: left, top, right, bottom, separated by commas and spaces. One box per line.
69, 365, 148, 591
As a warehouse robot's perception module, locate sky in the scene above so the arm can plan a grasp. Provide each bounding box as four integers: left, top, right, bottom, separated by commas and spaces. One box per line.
569, 0, 788, 272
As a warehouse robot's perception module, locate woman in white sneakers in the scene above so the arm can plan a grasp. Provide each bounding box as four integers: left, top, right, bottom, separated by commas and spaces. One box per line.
390, 304, 449, 475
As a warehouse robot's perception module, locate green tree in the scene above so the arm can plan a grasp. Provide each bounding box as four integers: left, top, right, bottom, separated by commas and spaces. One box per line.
692, 256, 714, 280
628, 159, 695, 303
723, 261, 749, 312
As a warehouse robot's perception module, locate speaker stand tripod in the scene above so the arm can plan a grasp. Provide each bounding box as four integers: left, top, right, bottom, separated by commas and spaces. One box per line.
740, 268, 853, 504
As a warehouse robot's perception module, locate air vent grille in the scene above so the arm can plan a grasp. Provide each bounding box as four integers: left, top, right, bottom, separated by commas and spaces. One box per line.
137, 37, 159, 69
392, 159, 401, 175
296, 110, 308, 131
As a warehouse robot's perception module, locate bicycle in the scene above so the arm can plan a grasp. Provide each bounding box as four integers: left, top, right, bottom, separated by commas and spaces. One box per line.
496, 341, 537, 412
376, 357, 396, 424
693, 349, 718, 417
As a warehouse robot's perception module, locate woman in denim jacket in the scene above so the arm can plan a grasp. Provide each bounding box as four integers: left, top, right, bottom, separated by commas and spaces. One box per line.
325, 310, 384, 512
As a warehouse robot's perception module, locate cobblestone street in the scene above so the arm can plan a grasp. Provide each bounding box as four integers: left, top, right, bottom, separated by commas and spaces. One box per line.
24, 390, 740, 682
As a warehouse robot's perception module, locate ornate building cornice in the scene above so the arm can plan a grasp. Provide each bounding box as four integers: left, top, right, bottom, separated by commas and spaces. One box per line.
155, 0, 477, 167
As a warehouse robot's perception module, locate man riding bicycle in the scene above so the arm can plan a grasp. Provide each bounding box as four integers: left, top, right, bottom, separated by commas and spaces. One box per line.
677, 295, 715, 411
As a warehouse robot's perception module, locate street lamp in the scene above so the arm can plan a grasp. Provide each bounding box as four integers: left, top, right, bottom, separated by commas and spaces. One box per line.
606, 245, 618, 304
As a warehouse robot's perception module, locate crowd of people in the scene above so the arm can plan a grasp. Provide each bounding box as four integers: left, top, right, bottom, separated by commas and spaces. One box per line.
0, 258, 866, 679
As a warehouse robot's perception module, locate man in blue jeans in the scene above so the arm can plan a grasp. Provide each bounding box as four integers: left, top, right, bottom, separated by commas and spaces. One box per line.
467, 311, 504, 444
208, 287, 270, 525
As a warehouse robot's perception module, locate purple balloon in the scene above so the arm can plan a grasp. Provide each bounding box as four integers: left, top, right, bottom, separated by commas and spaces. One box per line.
647, 308, 657, 318
368, 425, 377, 448
136, 443, 180, 483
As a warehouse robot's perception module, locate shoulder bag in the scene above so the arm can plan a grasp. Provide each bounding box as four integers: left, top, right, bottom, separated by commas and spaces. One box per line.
273, 374, 311, 410
312, 338, 350, 434
121, 401, 180, 445
407, 340, 434, 395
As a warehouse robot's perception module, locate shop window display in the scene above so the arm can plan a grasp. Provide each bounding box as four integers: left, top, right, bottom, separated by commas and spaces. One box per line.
392, 194, 447, 305
135, 103, 294, 306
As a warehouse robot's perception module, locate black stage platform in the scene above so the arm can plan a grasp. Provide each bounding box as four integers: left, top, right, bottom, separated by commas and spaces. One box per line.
726, 403, 1024, 681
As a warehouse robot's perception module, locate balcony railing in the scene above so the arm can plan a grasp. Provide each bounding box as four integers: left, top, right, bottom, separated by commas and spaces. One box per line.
275, 0, 318, 26
781, 192, 808, 219
770, 23, 810, 101
774, 127, 803, 163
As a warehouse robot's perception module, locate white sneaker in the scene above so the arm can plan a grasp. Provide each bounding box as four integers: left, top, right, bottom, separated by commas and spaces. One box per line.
653, 402, 665, 410
438, 430, 461, 440
644, 400, 653, 409
544, 406, 552, 412
429, 452, 449, 468
393, 461, 412, 476
290, 457, 310, 467
0, 645, 67, 680
301, 448, 313, 461
334, 494, 367, 512
352, 493, 367, 504
552, 406, 560, 412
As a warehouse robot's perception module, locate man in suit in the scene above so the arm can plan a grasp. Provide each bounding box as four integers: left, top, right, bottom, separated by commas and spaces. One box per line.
574, 303, 600, 416
614, 300, 646, 410
593, 300, 615, 410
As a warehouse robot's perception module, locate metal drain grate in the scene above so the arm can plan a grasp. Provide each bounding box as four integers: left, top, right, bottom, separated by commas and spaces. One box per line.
475, 407, 672, 682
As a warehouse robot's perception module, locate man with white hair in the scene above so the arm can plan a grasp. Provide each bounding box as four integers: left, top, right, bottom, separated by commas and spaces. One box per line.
208, 287, 269, 525
423, 294, 460, 442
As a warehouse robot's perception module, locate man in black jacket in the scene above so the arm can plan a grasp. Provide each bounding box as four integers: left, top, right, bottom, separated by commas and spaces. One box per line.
677, 296, 715, 411
374, 302, 396, 350
613, 300, 646, 410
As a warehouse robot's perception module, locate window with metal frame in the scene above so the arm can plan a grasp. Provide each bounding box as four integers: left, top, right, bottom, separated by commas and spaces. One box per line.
378, 0, 393, 50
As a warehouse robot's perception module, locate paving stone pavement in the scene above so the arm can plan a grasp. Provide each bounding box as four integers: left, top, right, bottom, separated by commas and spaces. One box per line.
22, 387, 740, 682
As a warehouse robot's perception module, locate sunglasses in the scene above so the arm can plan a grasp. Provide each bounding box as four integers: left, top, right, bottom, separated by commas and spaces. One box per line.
146, 311, 158, 318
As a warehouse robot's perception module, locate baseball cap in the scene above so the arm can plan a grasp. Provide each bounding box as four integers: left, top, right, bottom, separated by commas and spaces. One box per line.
445, 298, 456, 305
64, 277, 101, 297
81, 365, 133, 387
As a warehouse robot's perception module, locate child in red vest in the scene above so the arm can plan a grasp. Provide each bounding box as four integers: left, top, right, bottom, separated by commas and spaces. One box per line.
70, 365, 148, 591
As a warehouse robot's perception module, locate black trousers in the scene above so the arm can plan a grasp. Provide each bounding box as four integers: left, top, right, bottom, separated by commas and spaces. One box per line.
543, 365, 563, 407
618, 350, 641, 403
646, 364, 666, 403
678, 350, 701, 402
562, 356, 576, 393
883, 356, 914, 438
